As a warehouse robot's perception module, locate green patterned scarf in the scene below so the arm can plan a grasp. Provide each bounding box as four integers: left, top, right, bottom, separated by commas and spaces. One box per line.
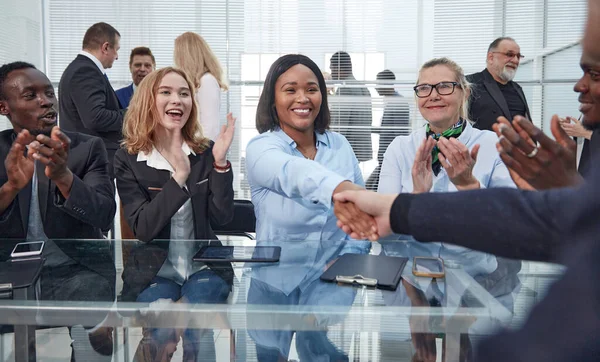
426, 119, 466, 176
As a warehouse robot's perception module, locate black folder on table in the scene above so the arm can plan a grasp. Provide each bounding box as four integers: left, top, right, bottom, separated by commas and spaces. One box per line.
320, 253, 408, 291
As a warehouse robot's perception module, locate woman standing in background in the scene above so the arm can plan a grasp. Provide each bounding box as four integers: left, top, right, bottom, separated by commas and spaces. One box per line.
174, 32, 228, 140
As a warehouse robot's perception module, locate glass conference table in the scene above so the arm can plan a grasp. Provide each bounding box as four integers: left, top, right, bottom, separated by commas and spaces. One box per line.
0, 238, 564, 362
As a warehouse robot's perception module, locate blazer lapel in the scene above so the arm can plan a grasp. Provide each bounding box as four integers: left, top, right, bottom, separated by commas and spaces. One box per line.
483, 71, 511, 119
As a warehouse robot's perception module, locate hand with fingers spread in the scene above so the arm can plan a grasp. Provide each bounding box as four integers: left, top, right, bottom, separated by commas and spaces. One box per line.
411, 136, 436, 194
437, 137, 481, 190
27, 126, 74, 196
492, 115, 582, 190
333, 181, 379, 240
559, 116, 593, 140
3, 129, 35, 194
212, 113, 236, 167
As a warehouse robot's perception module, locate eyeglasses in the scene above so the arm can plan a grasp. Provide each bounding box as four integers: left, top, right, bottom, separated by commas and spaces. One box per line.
492, 51, 525, 60
413, 82, 461, 98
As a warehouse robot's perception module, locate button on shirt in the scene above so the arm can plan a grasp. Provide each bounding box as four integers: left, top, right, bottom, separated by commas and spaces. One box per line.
379, 122, 516, 277
137, 143, 205, 285
246, 129, 370, 294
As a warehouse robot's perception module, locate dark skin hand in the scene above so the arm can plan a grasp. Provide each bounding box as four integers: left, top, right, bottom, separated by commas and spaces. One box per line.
333, 181, 378, 240
492, 115, 583, 190
3, 129, 35, 193
27, 126, 74, 198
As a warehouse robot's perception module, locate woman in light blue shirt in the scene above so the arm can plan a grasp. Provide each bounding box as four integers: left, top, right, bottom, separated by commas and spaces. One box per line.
245, 54, 371, 360
378, 57, 517, 283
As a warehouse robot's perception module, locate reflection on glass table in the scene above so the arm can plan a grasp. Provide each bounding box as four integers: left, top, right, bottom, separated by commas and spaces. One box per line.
0, 238, 565, 362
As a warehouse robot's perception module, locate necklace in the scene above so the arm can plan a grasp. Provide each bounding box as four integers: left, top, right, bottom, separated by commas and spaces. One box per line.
300, 147, 317, 160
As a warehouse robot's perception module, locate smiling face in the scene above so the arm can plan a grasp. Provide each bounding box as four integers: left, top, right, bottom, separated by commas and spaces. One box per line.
274, 64, 322, 137
155, 71, 193, 133
130, 55, 155, 86
0, 67, 58, 135
487, 39, 521, 83
416, 65, 465, 132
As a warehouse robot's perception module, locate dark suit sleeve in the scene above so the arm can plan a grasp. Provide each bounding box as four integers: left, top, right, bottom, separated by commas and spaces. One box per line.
54, 136, 116, 229
114, 150, 190, 242
68, 65, 124, 132
389, 183, 597, 262
205, 155, 234, 227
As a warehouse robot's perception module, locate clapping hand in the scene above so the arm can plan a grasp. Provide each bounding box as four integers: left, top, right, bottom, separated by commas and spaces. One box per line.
27, 126, 72, 182
212, 113, 236, 166
492, 115, 582, 190
559, 116, 593, 140
411, 136, 436, 194
437, 137, 480, 190
4, 129, 35, 193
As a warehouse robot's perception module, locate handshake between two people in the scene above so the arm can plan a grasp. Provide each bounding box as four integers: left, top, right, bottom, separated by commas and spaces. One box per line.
333, 114, 584, 241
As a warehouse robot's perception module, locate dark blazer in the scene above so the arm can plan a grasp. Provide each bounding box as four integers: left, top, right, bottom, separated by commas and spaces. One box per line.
58, 54, 124, 177
115, 83, 134, 109
578, 129, 600, 179
114, 143, 235, 300
390, 167, 600, 362
0, 129, 116, 279
467, 69, 532, 131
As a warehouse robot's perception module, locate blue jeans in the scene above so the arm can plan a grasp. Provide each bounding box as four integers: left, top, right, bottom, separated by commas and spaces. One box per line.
247, 277, 354, 362
134, 269, 230, 362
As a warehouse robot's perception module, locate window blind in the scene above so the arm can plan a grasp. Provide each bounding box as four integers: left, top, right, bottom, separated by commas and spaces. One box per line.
0, 0, 588, 195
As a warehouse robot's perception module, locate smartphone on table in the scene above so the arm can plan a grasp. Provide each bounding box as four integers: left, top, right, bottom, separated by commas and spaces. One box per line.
412, 256, 445, 278
10, 241, 45, 258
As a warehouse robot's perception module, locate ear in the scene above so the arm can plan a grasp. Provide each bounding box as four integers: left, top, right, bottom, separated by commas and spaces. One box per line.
0, 100, 9, 116
101, 42, 110, 53
486, 52, 494, 64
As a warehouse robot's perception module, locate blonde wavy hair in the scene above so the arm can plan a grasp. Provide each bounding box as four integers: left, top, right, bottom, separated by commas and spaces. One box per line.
174, 32, 228, 91
121, 67, 211, 155
417, 57, 471, 122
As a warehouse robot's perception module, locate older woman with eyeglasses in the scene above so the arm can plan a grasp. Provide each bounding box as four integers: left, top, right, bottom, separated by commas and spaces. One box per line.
377, 57, 518, 287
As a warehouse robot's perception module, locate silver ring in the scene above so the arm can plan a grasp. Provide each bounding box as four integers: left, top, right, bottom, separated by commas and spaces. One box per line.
526, 145, 539, 158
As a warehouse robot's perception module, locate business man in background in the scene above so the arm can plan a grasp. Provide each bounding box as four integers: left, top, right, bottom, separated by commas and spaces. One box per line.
115, 46, 155, 109
59, 22, 123, 179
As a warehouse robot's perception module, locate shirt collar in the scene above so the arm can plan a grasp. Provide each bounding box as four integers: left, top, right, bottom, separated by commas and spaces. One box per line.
273, 128, 330, 148
137, 142, 196, 172
132, 83, 137, 92
79, 50, 106, 74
